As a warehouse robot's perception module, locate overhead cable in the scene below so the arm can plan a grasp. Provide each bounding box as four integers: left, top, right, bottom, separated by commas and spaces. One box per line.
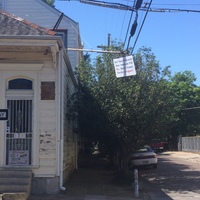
125, 0, 142, 51
130, 0, 153, 54
65, 0, 200, 13
124, 4, 135, 48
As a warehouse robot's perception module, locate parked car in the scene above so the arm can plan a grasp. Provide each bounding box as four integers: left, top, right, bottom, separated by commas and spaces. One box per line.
150, 140, 168, 152
130, 146, 157, 169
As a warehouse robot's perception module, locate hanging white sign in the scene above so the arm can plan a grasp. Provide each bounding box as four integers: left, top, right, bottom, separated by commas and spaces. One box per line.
113, 55, 136, 78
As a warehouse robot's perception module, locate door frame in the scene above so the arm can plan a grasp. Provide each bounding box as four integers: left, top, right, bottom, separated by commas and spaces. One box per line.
5, 97, 33, 166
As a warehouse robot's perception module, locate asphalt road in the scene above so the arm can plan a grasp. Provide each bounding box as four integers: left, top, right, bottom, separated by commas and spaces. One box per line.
139, 151, 200, 200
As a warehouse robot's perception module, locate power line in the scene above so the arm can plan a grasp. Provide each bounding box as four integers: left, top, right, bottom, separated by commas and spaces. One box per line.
130, 0, 153, 54
59, 0, 200, 13
58, 0, 200, 55
141, 7, 200, 13
125, 0, 143, 51
123, 1, 135, 48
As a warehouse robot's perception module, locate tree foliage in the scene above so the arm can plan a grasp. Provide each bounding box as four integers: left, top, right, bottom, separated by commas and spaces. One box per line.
166, 71, 200, 147
42, 0, 55, 7
69, 43, 200, 168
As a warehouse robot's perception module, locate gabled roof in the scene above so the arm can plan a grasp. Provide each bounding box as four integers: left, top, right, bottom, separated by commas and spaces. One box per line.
0, 10, 56, 36
35, 0, 78, 26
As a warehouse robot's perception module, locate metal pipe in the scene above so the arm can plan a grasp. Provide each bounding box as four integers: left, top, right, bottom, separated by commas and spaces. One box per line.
59, 49, 66, 191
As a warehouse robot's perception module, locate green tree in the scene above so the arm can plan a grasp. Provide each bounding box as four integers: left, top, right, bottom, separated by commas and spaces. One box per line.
77, 46, 173, 168
166, 71, 200, 149
42, 0, 55, 7
69, 43, 200, 169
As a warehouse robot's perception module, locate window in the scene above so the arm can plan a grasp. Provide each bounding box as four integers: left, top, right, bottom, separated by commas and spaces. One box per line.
8, 78, 33, 90
56, 30, 68, 48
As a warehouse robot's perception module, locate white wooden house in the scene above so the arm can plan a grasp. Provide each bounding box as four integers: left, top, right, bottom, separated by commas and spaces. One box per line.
0, 0, 83, 71
0, 10, 78, 196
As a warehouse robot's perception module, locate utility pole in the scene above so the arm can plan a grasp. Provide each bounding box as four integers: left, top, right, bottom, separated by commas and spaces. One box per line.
97, 33, 111, 49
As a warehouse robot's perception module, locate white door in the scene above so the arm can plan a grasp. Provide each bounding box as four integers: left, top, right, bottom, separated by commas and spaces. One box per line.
6, 98, 33, 165
5, 78, 34, 166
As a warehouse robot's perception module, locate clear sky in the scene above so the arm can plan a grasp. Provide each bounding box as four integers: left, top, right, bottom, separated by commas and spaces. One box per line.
55, 0, 200, 85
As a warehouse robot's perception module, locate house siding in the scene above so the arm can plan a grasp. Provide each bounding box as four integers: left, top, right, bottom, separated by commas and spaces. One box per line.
0, 50, 58, 178
61, 55, 77, 182
0, 6, 79, 193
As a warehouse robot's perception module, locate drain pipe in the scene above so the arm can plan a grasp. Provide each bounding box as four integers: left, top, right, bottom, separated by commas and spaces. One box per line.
59, 136, 66, 191
59, 137, 66, 191
59, 48, 66, 191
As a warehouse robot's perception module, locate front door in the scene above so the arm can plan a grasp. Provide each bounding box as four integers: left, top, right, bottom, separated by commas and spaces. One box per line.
6, 99, 33, 165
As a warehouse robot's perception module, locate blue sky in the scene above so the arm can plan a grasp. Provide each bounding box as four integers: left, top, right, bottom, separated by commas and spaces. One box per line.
55, 0, 200, 85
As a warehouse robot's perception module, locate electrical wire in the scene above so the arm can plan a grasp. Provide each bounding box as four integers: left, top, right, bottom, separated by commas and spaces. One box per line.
119, 1, 129, 41
61, 0, 200, 12
140, 7, 200, 13
126, 11, 138, 51
123, 0, 135, 48
130, 0, 153, 54
58, 0, 200, 54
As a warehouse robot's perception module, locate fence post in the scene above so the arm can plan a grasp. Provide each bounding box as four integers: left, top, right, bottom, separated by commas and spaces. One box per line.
178, 135, 182, 151
134, 169, 139, 197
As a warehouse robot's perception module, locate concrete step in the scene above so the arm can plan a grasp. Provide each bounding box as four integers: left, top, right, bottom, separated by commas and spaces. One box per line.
1, 193, 27, 200
0, 177, 30, 185
0, 185, 28, 193
0, 170, 32, 177
0, 170, 32, 200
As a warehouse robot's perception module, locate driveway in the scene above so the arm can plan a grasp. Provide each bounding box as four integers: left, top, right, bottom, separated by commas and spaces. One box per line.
140, 151, 200, 200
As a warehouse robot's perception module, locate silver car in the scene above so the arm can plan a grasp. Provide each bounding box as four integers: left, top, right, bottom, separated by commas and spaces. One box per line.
130, 146, 157, 169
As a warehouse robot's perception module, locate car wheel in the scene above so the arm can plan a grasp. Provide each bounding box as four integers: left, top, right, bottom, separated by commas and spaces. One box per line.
153, 164, 157, 169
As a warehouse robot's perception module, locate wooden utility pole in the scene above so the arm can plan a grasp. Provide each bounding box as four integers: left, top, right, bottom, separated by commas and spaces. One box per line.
97, 33, 111, 49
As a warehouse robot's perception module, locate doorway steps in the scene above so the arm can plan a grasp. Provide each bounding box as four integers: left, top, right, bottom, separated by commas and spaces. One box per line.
0, 170, 32, 200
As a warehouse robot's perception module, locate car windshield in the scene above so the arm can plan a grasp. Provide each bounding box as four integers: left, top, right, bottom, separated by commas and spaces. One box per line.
137, 147, 153, 153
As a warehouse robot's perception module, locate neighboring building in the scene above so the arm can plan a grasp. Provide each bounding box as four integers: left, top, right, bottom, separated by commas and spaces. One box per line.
0, 9, 78, 196
0, 0, 83, 71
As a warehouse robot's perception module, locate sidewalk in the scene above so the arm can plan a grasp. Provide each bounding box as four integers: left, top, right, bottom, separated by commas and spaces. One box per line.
29, 194, 142, 200
29, 151, 200, 200
29, 154, 144, 200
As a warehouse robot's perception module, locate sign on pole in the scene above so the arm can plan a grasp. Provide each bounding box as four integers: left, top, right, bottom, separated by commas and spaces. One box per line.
0, 109, 8, 121
113, 55, 136, 78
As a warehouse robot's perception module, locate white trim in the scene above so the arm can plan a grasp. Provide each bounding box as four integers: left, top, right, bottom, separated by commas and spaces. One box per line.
33, 72, 40, 167
57, 49, 66, 191
2, 72, 39, 167
5, 97, 34, 166
0, 165, 39, 169
6, 90, 34, 97
56, 55, 60, 176
0, 63, 44, 71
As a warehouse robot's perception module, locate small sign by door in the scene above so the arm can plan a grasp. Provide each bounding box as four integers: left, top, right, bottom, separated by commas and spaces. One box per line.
0, 109, 8, 120
9, 150, 29, 165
